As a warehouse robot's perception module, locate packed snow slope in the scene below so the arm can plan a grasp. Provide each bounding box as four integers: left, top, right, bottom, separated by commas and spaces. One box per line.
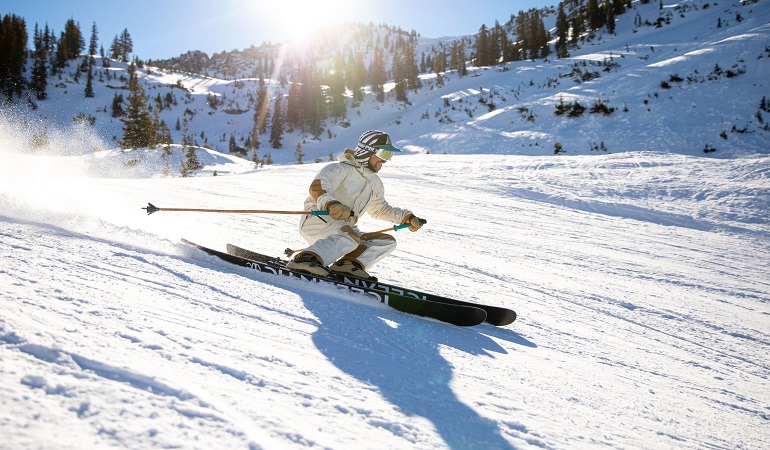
1, 117, 769, 449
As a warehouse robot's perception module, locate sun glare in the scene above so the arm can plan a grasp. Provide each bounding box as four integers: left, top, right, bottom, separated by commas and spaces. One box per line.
263, 0, 354, 42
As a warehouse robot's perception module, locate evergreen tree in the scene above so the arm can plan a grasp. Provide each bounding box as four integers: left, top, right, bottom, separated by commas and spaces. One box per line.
490, 22, 503, 64
85, 22, 97, 97
30, 23, 49, 101
270, 95, 284, 149
55, 18, 84, 69
229, 133, 237, 152
305, 68, 325, 136
88, 21, 98, 56
111, 93, 124, 117
179, 116, 201, 177
571, 15, 584, 45
392, 47, 408, 102
0, 14, 28, 101
181, 146, 201, 177
456, 41, 468, 76
475, 24, 491, 66
110, 28, 133, 62
587, 0, 605, 31
254, 76, 269, 134
327, 53, 346, 118
85, 66, 94, 97
555, 3, 570, 58
368, 48, 387, 102
605, 2, 617, 34
403, 33, 421, 90
120, 29, 133, 61
119, 64, 154, 148
286, 74, 302, 129
294, 142, 304, 164
347, 51, 367, 103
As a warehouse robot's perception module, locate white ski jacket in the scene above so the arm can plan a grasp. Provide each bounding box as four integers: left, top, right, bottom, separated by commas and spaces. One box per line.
303, 149, 413, 226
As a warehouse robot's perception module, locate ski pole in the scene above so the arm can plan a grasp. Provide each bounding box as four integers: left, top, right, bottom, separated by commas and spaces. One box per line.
284, 219, 427, 257
142, 202, 330, 216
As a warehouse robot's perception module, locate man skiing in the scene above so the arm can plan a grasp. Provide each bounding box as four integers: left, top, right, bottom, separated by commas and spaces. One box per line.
287, 130, 425, 280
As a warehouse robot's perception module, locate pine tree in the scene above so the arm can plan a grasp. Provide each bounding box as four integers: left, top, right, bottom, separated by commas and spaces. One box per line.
605, 2, 617, 34
555, 3, 570, 58
490, 23, 503, 65
111, 93, 124, 117
368, 48, 387, 102
84, 22, 97, 98
347, 51, 367, 104
294, 142, 304, 164
181, 146, 201, 177
0, 14, 28, 101
55, 18, 83, 69
85, 66, 94, 97
109, 29, 133, 62
270, 95, 284, 149
403, 33, 421, 90
305, 68, 325, 136
475, 25, 491, 66
587, 0, 605, 31
119, 64, 154, 148
88, 22, 98, 56
179, 117, 201, 177
254, 76, 269, 134
327, 54, 346, 118
30, 23, 49, 100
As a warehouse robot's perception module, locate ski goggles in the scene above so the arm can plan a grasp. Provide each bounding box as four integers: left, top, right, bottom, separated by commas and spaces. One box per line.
372, 144, 401, 161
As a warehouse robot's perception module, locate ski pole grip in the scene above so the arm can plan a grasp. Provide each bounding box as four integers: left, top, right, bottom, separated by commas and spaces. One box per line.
393, 219, 427, 231
310, 210, 355, 217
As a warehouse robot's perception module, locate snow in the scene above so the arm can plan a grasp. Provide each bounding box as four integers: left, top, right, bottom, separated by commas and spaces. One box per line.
2, 1, 770, 448
2, 134, 769, 448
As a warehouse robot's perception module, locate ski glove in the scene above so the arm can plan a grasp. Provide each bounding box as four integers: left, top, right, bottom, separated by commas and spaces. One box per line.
328, 202, 352, 221
403, 214, 425, 232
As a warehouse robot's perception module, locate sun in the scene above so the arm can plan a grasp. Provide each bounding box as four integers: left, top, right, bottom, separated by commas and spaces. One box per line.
264, 0, 354, 42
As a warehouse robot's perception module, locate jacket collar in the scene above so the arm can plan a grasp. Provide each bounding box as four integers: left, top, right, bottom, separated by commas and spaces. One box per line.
340, 149, 375, 178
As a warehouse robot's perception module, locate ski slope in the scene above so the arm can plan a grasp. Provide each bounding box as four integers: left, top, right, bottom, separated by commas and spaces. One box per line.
1, 137, 768, 449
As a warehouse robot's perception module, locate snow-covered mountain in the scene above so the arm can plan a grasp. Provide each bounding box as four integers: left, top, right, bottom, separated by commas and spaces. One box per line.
1, 1, 769, 449
9, 0, 770, 170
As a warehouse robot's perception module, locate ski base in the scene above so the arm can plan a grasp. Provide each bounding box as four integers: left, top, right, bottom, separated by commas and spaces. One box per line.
182, 239, 488, 327
226, 243, 517, 326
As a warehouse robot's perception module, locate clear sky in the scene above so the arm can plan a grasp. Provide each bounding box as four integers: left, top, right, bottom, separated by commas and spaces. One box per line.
3, 0, 555, 60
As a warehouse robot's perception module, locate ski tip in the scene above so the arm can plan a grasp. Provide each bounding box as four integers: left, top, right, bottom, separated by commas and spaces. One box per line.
486, 310, 516, 326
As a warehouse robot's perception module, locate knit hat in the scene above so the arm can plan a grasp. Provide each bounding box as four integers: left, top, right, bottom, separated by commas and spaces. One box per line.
353, 130, 401, 164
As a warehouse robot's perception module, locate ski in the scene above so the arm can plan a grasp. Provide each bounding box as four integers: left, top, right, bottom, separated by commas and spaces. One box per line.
181, 239, 488, 327
226, 243, 517, 326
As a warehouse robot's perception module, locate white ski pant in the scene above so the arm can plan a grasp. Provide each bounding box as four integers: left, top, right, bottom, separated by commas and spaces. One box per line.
298, 215, 397, 269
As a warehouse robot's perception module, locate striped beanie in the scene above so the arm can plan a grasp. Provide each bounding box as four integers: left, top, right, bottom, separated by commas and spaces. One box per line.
353, 130, 399, 164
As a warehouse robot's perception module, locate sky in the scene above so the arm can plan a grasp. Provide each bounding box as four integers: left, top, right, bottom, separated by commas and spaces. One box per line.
3, 0, 554, 60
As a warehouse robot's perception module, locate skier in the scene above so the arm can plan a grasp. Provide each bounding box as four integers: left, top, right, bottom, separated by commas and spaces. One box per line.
287, 130, 425, 279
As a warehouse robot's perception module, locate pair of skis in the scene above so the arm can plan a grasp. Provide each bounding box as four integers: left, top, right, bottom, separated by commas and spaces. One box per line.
182, 239, 516, 327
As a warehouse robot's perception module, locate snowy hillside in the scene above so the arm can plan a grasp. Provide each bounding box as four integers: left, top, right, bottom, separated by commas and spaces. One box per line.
1, 110, 769, 448
9, 0, 770, 168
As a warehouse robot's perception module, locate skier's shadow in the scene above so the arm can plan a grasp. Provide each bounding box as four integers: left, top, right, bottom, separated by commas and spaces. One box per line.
300, 290, 523, 449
